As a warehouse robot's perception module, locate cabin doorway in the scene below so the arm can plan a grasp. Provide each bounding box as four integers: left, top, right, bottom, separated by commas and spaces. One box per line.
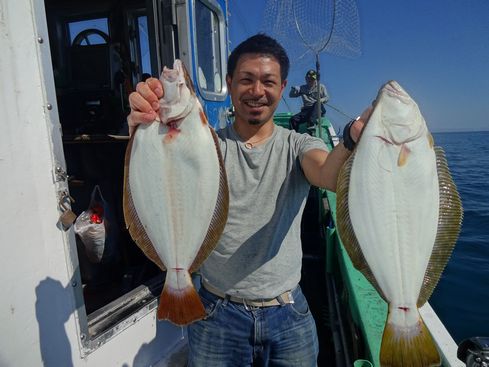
44, 0, 176, 344
43, 0, 230, 355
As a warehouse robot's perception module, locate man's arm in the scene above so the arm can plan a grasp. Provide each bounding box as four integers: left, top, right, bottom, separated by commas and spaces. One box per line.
301, 117, 365, 192
289, 86, 302, 98
320, 84, 329, 104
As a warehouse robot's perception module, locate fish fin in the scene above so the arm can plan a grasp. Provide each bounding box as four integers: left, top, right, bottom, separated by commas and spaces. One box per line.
189, 127, 229, 272
417, 147, 463, 306
157, 269, 205, 325
199, 109, 208, 126
179, 60, 196, 95
123, 129, 166, 271
428, 132, 435, 148
380, 311, 441, 367
336, 153, 387, 301
397, 143, 411, 166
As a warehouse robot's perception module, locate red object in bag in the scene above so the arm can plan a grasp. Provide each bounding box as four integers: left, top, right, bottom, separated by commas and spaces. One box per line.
74, 185, 118, 263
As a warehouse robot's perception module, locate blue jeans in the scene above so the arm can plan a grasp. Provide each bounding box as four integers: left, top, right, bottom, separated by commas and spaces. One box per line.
188, 285, 319, 367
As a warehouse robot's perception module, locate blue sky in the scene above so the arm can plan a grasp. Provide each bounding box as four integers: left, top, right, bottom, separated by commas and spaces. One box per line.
228, 0, 489, 133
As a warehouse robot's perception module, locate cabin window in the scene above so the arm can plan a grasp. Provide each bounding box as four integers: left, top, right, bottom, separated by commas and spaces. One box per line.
137, 16, 152, 75
69, 18, 110, 45
194, 0, 226, 100
127, 11, 154, 86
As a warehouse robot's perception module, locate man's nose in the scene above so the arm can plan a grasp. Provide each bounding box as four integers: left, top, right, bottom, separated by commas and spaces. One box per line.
250, 81, 265, 95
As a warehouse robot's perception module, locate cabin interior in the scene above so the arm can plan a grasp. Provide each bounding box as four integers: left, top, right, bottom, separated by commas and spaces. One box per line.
44, 0, 359, 364
45, 0, 164, 320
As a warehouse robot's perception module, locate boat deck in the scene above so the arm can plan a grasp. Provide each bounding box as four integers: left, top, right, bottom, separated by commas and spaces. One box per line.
300, 187, 337, 366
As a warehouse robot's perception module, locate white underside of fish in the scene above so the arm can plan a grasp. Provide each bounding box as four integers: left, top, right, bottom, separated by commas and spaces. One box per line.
123, 59, 228, 326
129, 113, 219, 270
348, 117, 439, 326
336, 81, 463, 366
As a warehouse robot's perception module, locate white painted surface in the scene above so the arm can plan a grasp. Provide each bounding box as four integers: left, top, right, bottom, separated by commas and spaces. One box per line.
0, 1, 186, 366
420, 303, 464, 367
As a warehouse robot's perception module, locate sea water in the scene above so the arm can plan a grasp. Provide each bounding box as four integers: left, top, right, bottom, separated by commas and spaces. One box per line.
430, 131, 489, 343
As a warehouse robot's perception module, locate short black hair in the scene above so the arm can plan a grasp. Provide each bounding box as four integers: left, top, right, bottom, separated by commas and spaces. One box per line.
227, 33, 290, 81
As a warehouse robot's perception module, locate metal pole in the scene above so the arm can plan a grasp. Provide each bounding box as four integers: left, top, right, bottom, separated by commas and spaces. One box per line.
316, 54, 322, 139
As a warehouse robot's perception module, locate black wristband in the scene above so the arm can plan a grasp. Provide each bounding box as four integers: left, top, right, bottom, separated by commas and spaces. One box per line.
342, 119, 357, 151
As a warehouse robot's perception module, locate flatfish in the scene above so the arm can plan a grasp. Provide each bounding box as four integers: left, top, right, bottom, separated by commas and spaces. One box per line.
123, 60, 229, 326
336, 81, 463, 366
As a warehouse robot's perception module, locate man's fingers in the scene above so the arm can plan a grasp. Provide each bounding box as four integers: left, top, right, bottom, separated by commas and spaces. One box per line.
347, 105, 373, 142
128, 109, 157, 124
133, 80, 162, 111
127, 109, 157, 137
351, 118, 365, 142
145, 77, 164, 98
129, 91, 154, 114
359, 105, 373, 122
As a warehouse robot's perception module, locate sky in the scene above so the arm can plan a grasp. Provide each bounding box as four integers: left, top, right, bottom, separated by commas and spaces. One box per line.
228, 0, 489, 133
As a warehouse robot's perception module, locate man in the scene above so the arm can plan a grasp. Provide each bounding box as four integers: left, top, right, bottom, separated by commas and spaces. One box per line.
128, 34, 365, 366
288, 69, 329, 132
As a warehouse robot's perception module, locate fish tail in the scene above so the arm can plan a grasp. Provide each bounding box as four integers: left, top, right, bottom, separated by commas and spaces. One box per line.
157, 269, 205, 326
380, 311, 441, 367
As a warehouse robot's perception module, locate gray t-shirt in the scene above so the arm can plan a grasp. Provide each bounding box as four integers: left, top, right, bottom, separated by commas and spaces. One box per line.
289, 83, 329, 108
200, 124, 328, 299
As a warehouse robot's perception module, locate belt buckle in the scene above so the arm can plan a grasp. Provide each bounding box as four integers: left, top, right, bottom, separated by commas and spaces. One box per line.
277, 290, 294, 305
240, 290, 295, 310
243, 298, 260, 311
288, 290, 295, 304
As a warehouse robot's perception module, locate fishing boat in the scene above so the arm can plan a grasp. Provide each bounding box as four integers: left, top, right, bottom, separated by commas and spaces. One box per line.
0, 0, 481, 366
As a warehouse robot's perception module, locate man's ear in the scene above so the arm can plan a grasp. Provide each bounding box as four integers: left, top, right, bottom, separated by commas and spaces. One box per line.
226, 75, 232, 90
281, 79, 287, 92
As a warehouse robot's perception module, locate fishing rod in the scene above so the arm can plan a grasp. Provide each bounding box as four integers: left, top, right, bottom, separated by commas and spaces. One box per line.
281, 95, 293, 113
326, 102, 355, 120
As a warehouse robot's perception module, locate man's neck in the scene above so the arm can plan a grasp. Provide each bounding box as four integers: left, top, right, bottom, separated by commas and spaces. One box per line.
233, 118, 275, 142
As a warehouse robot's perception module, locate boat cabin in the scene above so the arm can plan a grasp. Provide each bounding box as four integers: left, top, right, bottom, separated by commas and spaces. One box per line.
1, 0, 229, 365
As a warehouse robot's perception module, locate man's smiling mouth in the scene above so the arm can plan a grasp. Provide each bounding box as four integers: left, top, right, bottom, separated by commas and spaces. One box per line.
244, 100, 267, 107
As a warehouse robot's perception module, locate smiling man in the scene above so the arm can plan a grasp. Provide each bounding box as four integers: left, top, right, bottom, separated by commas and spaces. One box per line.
127, 33, 365, 367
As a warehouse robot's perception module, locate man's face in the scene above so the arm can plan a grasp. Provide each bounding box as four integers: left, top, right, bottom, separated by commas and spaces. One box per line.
226, 53, 286, 126
306, 76, 316, 87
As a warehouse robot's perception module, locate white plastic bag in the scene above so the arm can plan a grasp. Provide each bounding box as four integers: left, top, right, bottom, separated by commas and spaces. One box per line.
74, 185, 111, 263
